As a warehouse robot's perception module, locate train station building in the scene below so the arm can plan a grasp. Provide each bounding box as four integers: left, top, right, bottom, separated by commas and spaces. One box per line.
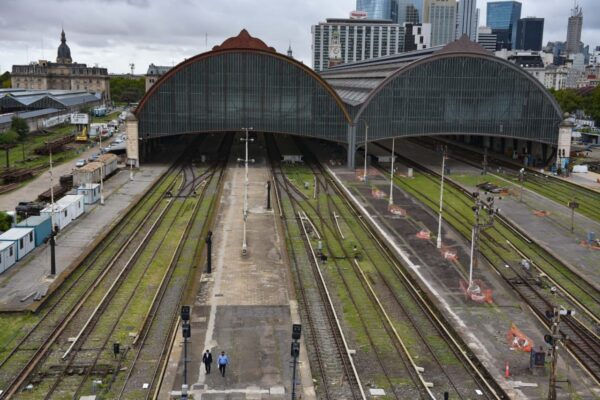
126, 30, 568, 168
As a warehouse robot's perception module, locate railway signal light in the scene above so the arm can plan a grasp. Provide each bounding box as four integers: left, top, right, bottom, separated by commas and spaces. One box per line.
291, 341, 300, 357
292, 324, 302, 340
544, 334, 555, 345
182, 323, 191, 338
181, 305, 190, 322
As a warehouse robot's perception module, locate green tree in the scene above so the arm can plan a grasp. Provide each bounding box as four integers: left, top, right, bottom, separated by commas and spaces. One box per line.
550, 89, 582, 114
110, 77, 145, 104
0, 71, 11, 89
0, 211, 13, 231
11, 117, 29, 161
0, 130, 19, 168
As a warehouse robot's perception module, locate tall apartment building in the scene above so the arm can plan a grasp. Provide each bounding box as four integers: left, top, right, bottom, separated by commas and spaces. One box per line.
487, 1, 522, 50
456, 0, 479, 41
403, 23, 432, 51
312, 18, 404, 71
11, 30, 110, 100
515, 17, 544, 51
424, 0, 457, 47
566, 4, 583, 54
477, 27, 497, 52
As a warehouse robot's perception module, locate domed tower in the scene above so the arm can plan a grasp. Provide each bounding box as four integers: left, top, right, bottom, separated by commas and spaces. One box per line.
56, 29, 72, 64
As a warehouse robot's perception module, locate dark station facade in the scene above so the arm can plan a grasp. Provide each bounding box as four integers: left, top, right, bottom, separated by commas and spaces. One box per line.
126, 31, 568, 168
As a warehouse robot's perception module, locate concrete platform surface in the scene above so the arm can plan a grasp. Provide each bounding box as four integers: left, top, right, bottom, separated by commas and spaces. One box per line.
0, 163, 168, 311
162, 136, 315, 399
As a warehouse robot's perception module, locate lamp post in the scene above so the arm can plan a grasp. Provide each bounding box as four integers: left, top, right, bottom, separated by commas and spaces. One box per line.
546, 307, 575, 400
468, 192, 498, 291
436, 146, 447, 249
47, 142, 56, 276
99, 129, 104, 205
238, 128, 254, 255
518, 168, 525, 203
568, 199, 579, 233
389, 137, 395, 206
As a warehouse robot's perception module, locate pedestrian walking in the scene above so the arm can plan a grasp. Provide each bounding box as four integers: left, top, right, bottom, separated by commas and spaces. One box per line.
202, 349, 213, 374
218, 351, 230, 377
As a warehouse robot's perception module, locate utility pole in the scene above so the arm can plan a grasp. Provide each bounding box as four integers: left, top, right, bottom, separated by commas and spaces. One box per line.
546, 307, 575, 400
568, 199, 579, 233
437, 146, 447, 249
238, 128, 254, 255
468, 192, 498, 291
266, 181, 271, 210
389, 138, 395, 206
363, 122, 369, 183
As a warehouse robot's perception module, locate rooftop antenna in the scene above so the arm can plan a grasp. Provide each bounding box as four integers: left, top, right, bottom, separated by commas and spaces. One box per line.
129, 63, 135, 75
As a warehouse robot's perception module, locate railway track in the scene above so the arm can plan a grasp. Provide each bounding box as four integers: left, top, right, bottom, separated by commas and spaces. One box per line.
374, 143, 600, 386
0, 159, 185, 399
419, 137, 600, 222
271, 135, 507, 399
267, 136, 363, 400
301, 140, 505, 399
0, 137, 230, 399
115, 134, 231, 399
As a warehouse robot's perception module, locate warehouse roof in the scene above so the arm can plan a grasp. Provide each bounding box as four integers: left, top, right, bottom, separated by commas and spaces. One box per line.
0, 108, 61, 125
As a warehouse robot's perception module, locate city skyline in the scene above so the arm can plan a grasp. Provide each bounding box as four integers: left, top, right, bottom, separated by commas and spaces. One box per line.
0, 0, 599, 74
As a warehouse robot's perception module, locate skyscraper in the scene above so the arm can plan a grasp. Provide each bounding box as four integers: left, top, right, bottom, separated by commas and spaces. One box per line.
456, 0, 479, 41
515, 17, 544, 51
392, 0, 422, 24
566, 4, 583, 54
356, 0, 392, 20
424, 0, 457, 47
487, 1, 522, 50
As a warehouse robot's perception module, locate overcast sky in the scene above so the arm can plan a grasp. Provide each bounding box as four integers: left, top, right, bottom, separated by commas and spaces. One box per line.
0, 0, 598, 74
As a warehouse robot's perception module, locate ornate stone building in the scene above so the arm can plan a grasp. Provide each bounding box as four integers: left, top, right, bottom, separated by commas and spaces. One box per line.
11, 30, 110, 100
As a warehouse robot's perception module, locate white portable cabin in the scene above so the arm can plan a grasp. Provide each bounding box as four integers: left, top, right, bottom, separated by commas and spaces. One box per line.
77, 183, 101, 204
0, 228, 35, 261
40, 194, 85, 231
73, 162, 103, 186
0, 241, 17, 273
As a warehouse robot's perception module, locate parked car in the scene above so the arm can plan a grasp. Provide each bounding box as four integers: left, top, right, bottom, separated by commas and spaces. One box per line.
75, 159, 87, 168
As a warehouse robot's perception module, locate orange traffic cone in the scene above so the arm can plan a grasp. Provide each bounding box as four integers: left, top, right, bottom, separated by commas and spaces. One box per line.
505, 361, 510, 378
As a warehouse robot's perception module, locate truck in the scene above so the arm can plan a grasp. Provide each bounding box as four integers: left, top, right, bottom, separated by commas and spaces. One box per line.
75, 126, 88, 142
93, 106, 107, 117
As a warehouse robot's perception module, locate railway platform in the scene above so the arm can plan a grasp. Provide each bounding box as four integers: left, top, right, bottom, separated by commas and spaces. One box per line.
308, 140, 599, 399
162, 135, 315, 399
0, 163, 169, 311
382, 139, 600, 292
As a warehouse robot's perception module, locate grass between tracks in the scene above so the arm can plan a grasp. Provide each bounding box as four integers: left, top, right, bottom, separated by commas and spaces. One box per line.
0, 167, 181, 390
392, 172, 600, 318
281, 165, 468, 395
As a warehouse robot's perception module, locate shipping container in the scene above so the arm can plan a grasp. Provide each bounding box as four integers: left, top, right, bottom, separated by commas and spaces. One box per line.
0, 228, 35, 261
77, 183, 101, 204
0, 241, 17, 274
73, 161, 103, 186
16, 214, 52, 247
40, 194, 85, 231
98, 153, 118, 176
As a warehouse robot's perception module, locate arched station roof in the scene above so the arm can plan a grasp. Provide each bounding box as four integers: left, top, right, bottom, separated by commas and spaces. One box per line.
135, 30, 351, 143
136, 33, 564, 147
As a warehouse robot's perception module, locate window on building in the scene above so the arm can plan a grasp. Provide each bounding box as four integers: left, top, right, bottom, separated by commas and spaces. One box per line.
9, 246, 13, 257
29, 232, 33, 242
64, 210, 67, 217
20, 238, 23, 249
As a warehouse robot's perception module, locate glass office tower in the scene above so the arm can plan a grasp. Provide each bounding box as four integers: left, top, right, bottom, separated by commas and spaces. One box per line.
357, 0, 421, 23
357, 0, 392, 20
487, 1, 522, 50
515, 17, 544, 51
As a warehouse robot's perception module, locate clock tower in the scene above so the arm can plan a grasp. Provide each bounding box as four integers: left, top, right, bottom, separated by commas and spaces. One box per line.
328, 29, 343, 68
